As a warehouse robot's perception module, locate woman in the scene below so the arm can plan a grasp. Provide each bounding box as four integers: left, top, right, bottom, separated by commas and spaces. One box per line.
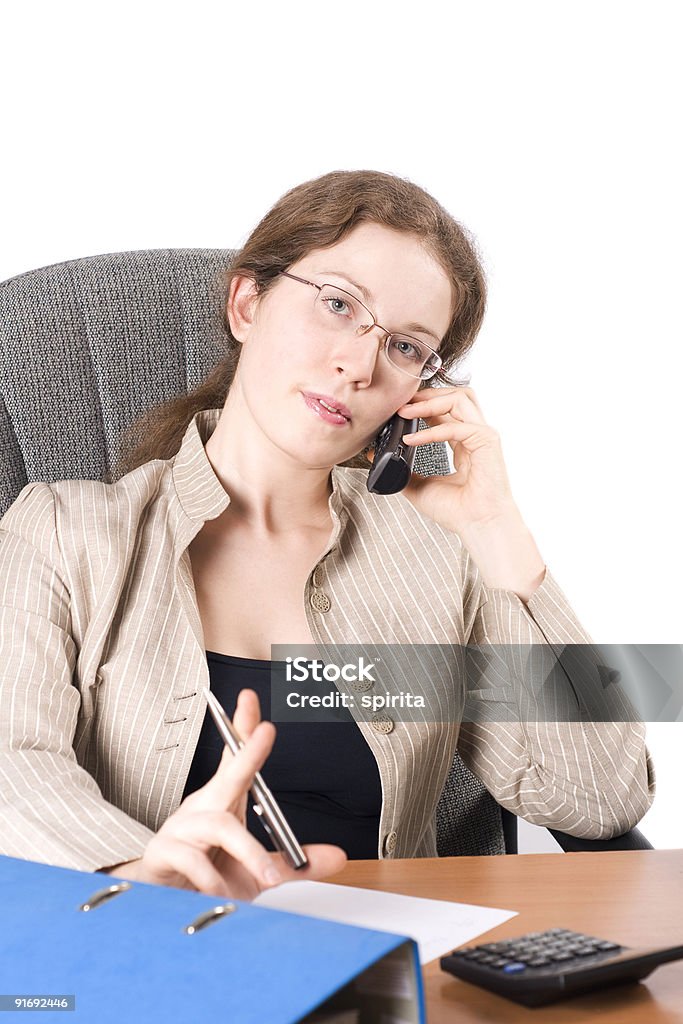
0, 170, 654, 898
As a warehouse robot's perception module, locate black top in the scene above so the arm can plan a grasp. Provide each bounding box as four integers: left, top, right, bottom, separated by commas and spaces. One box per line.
182, 652, 382, 860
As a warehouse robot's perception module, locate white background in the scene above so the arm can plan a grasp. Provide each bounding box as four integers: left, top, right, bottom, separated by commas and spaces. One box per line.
1, 1, 680, 850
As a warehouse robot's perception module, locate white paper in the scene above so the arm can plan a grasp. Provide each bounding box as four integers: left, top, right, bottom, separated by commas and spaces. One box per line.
254, 880, 517, 964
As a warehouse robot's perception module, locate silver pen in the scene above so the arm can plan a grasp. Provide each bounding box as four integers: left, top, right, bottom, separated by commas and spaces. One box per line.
203, 688, 308, 870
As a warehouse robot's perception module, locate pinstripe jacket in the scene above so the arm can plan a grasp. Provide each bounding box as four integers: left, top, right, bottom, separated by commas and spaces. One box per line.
0, 409, 655, 872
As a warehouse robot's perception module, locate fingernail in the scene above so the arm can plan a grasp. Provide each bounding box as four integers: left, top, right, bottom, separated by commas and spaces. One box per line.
264, 865, 282, 886
403, 433, 417, 439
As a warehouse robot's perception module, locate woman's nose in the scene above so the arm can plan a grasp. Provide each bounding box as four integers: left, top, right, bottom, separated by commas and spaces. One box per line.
332, 328, 384, 386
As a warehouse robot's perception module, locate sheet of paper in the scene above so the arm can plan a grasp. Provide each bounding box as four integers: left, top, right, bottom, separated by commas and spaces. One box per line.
254, 880, 517, 964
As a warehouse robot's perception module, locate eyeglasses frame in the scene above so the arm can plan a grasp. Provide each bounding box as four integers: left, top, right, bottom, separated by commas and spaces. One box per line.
277, 271, 443, 381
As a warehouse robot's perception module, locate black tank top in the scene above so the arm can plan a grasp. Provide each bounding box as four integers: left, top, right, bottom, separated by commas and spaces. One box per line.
182, 653, 382, 860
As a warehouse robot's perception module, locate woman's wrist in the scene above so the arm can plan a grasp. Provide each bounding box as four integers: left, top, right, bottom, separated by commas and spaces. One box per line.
458, 508, 546, 603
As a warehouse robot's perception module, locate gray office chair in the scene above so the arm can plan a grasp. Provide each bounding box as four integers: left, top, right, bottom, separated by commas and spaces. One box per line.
0, 248, 652, 855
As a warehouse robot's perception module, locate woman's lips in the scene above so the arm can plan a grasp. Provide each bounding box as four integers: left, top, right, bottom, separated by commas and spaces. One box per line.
302, 392, 352, 426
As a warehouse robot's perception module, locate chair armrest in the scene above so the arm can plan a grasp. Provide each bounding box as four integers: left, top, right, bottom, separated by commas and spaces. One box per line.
547, 826, 653, 852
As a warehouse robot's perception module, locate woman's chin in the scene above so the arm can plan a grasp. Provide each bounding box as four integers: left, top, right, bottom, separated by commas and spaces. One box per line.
277, 434, 356, 470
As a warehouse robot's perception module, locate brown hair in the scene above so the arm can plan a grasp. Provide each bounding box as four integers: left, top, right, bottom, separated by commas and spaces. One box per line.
116, 169, 487, 475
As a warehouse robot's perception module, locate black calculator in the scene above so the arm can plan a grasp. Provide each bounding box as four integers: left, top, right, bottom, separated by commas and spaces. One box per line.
440, 927, 683, 1007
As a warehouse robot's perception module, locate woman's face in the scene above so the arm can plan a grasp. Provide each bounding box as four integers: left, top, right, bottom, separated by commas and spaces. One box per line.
228, 221, 454, 469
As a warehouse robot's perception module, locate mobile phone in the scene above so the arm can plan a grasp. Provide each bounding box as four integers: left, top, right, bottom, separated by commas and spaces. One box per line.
203, 689, 308, 870
366, 414, 420, 495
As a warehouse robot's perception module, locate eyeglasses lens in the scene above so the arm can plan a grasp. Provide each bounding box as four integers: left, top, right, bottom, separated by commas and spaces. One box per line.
314, 285, 438, 380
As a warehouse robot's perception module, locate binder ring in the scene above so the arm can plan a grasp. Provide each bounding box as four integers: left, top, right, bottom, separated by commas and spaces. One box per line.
183, 903, 236, 934
78, 881, 132, 912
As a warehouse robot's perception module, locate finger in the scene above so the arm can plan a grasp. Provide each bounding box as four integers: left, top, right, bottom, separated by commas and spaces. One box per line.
194, 720, 276, 810
269, 843, 348, 883
145, 836, 230, 895
402, 421, 498, 450
232, 688, 262, 740
451, 442, 471, 476
399, 393, 484, 426
165, 810, 283, 889
452, 385, 485, 417
398, 389, 486, 425
298, 844, 348, 880
412, 384, 484, 411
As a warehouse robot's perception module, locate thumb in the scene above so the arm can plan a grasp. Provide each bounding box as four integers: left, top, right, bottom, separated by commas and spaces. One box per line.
233, 688, 262, 740
197, 720, 276, 811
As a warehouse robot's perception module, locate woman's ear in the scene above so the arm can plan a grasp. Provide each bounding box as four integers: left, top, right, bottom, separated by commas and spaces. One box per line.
226, 274, 260, 343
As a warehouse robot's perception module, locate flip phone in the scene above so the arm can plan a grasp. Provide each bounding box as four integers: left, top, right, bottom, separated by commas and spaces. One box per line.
366, 414, 420, 495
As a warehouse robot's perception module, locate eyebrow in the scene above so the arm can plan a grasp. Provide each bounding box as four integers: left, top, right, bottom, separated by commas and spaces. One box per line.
318, 269, 442, 345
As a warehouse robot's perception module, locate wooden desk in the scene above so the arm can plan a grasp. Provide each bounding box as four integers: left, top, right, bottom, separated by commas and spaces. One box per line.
331, 850, 683, 1023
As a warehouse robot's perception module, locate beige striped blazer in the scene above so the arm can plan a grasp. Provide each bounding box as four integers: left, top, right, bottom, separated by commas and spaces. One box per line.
0, 409, 655, 871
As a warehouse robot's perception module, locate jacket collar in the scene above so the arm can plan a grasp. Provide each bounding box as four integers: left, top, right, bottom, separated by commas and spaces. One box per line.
171, 409, 347, 548
172, 409, 231, 522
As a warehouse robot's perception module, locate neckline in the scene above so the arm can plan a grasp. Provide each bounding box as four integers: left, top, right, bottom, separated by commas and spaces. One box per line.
206, 651, 274, 669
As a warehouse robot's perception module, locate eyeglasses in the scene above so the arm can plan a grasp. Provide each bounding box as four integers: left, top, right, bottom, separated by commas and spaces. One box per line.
278, 271, 443, 381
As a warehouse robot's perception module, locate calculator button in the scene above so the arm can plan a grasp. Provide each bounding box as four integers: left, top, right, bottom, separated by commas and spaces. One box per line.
597, 941, 620, 951
528, 957, 552, 967
478, 954, 497, 965
551, 953, 575, 962
491, 958, 513, 968
503, 963, 527, 974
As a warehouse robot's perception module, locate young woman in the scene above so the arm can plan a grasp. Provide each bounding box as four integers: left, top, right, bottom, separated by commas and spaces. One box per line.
0, 171, 654, 899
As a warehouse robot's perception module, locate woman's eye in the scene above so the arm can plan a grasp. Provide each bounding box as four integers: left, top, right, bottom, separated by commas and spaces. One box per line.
323, 296, 352, 316
392, 338, 423, 361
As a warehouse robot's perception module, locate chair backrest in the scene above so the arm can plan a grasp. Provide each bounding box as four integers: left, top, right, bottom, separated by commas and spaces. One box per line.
0, 248, 507, 857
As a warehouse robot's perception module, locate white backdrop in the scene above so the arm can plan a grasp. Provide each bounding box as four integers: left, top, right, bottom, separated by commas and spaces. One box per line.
2, 0, 680, 849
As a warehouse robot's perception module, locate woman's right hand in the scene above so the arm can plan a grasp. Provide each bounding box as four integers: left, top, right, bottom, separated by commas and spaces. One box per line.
106, 689, 347, 899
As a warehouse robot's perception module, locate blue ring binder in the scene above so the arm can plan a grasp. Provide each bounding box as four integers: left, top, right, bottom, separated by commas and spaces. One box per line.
0, 855, 425, 1023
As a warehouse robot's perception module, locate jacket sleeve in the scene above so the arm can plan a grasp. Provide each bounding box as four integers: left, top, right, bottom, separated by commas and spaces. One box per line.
457, 567, 656, 839
0, 482, 154, 871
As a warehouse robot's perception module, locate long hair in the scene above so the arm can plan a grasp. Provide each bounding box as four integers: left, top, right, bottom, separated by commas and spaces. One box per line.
117, 169, 487, 474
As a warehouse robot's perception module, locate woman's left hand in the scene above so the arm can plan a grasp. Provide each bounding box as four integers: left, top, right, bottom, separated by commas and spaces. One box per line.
389, 386, 519, 535
367, 385, 547, 601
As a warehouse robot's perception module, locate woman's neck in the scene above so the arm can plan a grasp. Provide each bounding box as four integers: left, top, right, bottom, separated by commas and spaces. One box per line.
203, 404, 335, 536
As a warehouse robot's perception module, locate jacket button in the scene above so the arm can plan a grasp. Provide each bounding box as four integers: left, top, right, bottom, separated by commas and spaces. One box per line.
351, 678, 373, 692
384, 830, 398, 854
312, 565, 325, 588
371, 713, 394, 734
310, 590, 331, 613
